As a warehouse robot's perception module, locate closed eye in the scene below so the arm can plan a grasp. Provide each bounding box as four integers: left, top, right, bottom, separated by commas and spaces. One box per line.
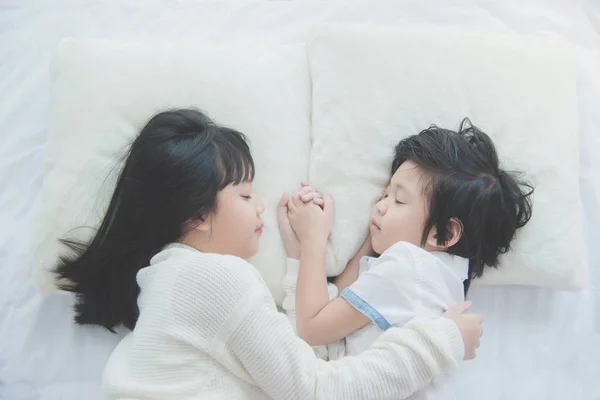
395, 199, 405, 205
242, 195, 252, 200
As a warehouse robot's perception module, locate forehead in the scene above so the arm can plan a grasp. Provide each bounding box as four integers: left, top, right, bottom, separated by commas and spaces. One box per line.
219, 181, 252, 196
390, 161, 429, 193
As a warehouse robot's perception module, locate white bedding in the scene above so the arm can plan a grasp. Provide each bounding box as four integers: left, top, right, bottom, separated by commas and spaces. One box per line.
1, 1, 599, 399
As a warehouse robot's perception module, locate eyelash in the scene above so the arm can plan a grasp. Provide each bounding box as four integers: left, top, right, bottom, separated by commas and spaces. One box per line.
381, 192, 403, 204
242, 195, 252, 200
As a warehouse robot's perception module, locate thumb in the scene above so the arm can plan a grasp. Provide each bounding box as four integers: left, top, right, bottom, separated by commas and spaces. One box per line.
445, 300, 472, 317
277, 193, 289, 223
278, 192, 289, 208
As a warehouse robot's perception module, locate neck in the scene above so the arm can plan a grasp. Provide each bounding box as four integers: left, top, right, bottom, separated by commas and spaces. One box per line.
180, 231, 209, 253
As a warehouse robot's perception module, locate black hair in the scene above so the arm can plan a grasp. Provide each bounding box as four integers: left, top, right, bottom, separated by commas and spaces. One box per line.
54, 108, 254, 332
392, 118, 533, 293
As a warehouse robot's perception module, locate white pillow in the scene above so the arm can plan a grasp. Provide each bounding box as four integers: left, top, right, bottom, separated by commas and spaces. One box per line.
307, 24, 586, 290
35, 39, 311, 304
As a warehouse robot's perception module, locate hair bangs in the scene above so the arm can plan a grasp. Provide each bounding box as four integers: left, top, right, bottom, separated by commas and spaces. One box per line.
215, 128, 255, 189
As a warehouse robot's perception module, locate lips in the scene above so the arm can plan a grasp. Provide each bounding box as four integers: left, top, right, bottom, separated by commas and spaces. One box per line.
370, 218, 381, 231
255, 223, 264, 234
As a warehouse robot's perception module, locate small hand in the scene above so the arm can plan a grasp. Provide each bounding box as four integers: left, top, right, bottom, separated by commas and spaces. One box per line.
288, 191, 334, 246
277, 182, 326, 259
277, 193, 300, 259
298, 182, 324, 208
443, 301, 483, 360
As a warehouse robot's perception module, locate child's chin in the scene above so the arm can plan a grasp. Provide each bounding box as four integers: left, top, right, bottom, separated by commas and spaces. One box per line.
371, 241, 384, 255
242, 244, 260, 260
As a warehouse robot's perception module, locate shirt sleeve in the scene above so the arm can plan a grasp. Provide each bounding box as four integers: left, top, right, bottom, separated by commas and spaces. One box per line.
220, 257, 464, 399
340, 243, 423, 330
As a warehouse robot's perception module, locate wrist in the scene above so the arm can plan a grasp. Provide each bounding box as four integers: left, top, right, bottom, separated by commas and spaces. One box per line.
300, 237, 327, 253
286, 250, 300, 260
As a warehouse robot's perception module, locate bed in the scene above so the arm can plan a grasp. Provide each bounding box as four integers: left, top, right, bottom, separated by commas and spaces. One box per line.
1, 1, 599, 399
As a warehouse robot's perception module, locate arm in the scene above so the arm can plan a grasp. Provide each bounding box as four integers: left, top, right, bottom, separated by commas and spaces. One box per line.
295, 232, 375, 347
334, 232, 374, 292
224, 263, 465, 399
295, 238, 331, 341
278, 190, 343, 353
291, 195, 373, 345
278, 190, 333, 342
302, 243, 431, 347
282, 257, 340, 359
298, 296, 371, 346
298, 241, 425, 346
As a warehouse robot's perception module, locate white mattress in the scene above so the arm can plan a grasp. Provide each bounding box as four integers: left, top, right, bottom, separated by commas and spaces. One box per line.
1, 1, 599, 399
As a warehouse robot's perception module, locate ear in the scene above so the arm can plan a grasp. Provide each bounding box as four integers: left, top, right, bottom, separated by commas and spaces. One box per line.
425, 218, 463, 250
186, 215, 211, 233
444, 218, 463, 248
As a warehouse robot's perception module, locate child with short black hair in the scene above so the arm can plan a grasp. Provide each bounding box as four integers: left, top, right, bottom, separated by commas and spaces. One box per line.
287, 118, 533, 399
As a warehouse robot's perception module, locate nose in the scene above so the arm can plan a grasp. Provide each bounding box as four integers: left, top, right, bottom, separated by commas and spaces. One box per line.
256, 196, 265, 215
376, 199, 387, 215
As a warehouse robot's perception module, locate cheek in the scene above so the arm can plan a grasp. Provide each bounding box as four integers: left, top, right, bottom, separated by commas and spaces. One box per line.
382, 208, 423, 244
216, 204, 259, 256
213, 203, 234, 226
212, 203, 246, 239
233, 202, 259, 236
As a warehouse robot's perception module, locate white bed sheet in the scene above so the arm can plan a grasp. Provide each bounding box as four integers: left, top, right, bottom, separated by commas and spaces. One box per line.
1, 1, 599, 399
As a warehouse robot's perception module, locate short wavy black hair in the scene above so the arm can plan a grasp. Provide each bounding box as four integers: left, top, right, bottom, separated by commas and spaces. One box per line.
392, 118, 534, 293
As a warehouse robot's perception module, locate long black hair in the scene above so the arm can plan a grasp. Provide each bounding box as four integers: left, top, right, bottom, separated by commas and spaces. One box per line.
392, 118, 534, 293
55, 109, 255, 332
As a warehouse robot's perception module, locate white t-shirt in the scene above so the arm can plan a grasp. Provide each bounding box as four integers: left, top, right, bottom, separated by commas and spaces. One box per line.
340, 241, 469, 399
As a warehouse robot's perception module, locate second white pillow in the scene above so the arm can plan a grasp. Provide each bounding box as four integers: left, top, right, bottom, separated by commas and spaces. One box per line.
307, 24, 584, 290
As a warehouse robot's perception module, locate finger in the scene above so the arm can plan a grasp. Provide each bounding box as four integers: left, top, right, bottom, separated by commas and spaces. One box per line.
323, 194, 335, 216
313, 197, 325, 206
300, 181, 310, 187
278, 192, 289, 208
301, 192, 323, 203
299, 186, 317, 196
277, 193, 289, 222
460, 300, 472, 313
291, 193, 302, 208
468, 339, 479, 359
299, 189, 319, 199
288, 195, 297, 212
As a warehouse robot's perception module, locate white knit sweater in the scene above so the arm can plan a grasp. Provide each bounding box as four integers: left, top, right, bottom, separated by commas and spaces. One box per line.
102, 243, 464, 400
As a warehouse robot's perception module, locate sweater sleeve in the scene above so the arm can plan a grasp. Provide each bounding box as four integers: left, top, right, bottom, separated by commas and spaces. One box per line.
282, 258, 341, 360
222, 258, 464, 400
